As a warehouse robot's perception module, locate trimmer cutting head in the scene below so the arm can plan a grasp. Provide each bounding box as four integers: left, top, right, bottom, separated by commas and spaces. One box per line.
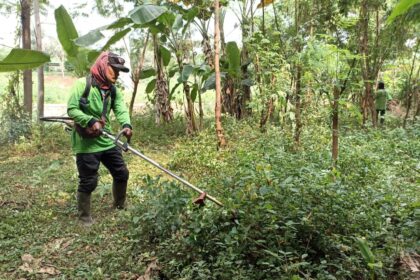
193, 192, 207, 206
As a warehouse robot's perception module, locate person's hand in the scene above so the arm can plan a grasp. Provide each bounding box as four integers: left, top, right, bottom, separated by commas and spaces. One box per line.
91, 121, 103, 136
122, 127, 132, 142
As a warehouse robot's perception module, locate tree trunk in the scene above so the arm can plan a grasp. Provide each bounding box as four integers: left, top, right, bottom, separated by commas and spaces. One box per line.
293, 0, 302, 149
240, 40, 251, 118
219, 8, 226, 56
413, 85, 420, 121
191, 49, 204, 128
214, 0, 226, 148
359, 0, 376, 127
183, 82, 197, 134
294, 65, 302, 148
175, 49, 197, 134
262, 2, 265, 35
34, 0, 44, 121
260, 96, 274, 131
153, 34, 173, 124
403, 41, 419, 128
202, 33, 214, 69
332, 86, 339, 165
129, 32, 149, 117
21, 0, 32, 119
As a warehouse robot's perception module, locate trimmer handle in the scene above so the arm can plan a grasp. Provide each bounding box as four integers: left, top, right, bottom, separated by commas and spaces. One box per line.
114, 129, 129, 152
101, 129, 129, 152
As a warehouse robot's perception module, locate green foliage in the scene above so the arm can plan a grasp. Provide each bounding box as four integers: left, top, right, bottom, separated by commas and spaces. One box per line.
0, 49, 50, 72
124, 117, 419, 279
54, 5, 98, 77
226, 42, 241, 78
0, 73, 31, 144
129, 5, 168, 25
387, 0, 420, 23
0, 112, 418, 278
55, 5, 79, 58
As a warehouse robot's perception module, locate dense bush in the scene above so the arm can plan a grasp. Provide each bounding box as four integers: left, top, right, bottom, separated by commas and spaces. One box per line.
126, 118, 418, 279
0, 74, 31, 144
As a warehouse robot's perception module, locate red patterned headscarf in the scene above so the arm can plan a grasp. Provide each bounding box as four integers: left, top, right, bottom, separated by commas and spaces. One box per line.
90, 51, 111, 90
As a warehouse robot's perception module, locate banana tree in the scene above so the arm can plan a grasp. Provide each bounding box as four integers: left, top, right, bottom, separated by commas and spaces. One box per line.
55, 4, 174, 123
54, 5, 98, 77
157, 6, 201, 133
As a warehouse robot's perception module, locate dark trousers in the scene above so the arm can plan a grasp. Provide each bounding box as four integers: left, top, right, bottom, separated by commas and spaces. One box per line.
76, 147, 129, 193
376, 109, 385, 125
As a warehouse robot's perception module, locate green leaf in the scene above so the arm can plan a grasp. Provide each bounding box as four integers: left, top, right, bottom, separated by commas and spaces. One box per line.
191, 84, 199, 102
160, 46, 171, 66
183, 7, 199, 21
181, 64, 194, 82
129, 5, 167, 25
87, 50, 101, 64
226, 41, 241, 77
55, 5, 79, 57
74, 29, 105, 47
241, 79, 254, 87
139, 68, 156, 79
101, 28, 132, 51
356, 238, 376, 264
173, 14, 183, 31
170, 82, 182, 99
168, 65, 179, 78
368, 262, 383, 269
107, 17, 133, 29
202, 72, 226, 92
0, 49, 50, 72
146, 79, 156, 93
158, 12, 176, 28
387, 0, 420, 23
202, 73, 216, 92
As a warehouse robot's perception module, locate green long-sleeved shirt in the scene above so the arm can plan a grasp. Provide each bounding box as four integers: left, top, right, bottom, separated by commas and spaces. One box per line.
67, 78, 131, 154
375, 89, 388, 110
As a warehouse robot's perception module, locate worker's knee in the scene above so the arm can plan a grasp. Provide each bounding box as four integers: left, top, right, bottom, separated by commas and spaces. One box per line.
78, 174, 98, 193
113, 166, 129, 182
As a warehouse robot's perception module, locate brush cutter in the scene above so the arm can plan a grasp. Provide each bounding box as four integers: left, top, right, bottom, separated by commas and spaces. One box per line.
40, 116, 223, 207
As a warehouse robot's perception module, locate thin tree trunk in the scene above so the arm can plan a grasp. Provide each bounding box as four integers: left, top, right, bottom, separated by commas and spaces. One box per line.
359, 0, 377, 127
214, 0, 226, 148
175, 47, 197, 134
293, 0, 302, 149
260, 97, 274, 131
191, 47, 204, 128
219, 8, 226, 56
262, 2, 265, 35
294, 65, 302, 148
202, 33, 214, 69
34, 0, 44, 121
413, 84, 420, 121
332, 58, 356, 165
332, 86, 339, 165
184, 82, 197, 134
129, 32, 149, 117
21, 0, 32, 119
403, 41, 419, 128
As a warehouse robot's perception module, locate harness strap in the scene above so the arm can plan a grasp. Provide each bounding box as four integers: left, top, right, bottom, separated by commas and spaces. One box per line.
79, 74, 117, 125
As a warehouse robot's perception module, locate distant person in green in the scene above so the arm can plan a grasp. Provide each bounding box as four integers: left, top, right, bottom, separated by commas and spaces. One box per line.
67, 51, 132, 226
375, 81, 388, 126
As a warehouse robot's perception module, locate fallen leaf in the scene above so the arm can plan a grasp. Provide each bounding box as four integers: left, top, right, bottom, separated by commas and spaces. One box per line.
19, 263, 34, 273
21, 254, 34, 263
61, 238, 74, 250
401, 252, 420, 272
137, 258, 160, 280
38, 266, 61, 275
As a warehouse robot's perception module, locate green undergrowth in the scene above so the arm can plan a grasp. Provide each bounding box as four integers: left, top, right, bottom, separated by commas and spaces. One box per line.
0, 114, 418, 279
